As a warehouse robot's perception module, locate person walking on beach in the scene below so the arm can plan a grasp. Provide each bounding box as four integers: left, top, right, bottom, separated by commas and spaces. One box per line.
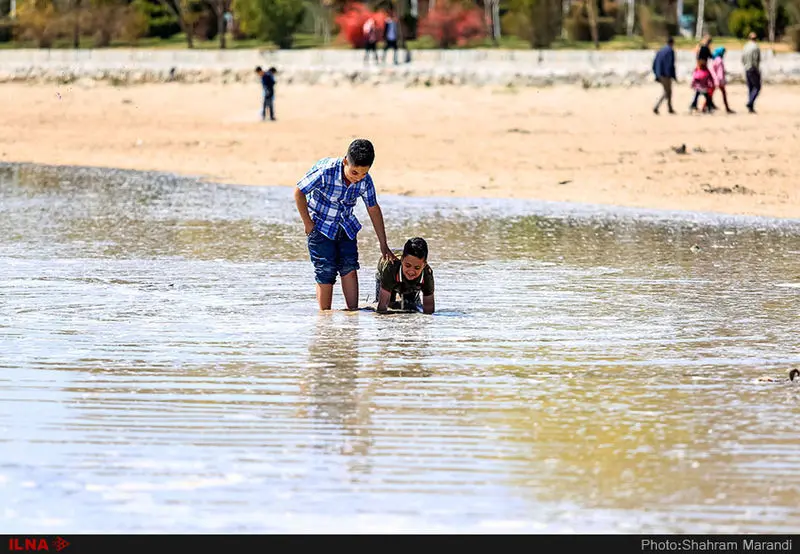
652, 36, 677, 115
695, 35, 717, 111
363, 17, 380, 65
294, 138, 396, 311
743, 32, 762, 113
696, 35, 713, 69
689, 63, 714, 113
709, 47, 734, 113
255, 66, 276, 121
382, 11, 399, 65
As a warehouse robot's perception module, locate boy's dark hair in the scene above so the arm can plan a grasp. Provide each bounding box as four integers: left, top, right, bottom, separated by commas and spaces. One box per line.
268, 66, 277, 73
403, 237, 428, 260
346, 139, 375, 167
255, 66, 263, 73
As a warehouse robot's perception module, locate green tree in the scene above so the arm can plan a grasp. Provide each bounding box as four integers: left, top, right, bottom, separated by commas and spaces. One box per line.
788, 0, 800, 21
506, 0, 561, 47
155, 0, 200, 47
233, 0, 304, 48
133, 0, 182, 39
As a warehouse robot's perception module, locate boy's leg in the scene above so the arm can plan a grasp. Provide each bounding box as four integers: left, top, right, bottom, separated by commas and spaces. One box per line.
307, 228, 338, 310
317, 284, 334, 311
267, 94, 275, 121
337, 229, 360, 310
340, 271, 359, 310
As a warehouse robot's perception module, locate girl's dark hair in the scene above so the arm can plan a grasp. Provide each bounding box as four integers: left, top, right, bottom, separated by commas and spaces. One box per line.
403, 237, 428, 260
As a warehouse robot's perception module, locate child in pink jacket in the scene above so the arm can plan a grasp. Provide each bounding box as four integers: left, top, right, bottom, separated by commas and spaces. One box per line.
709, 46, 734, 113
690, 64, 714, 113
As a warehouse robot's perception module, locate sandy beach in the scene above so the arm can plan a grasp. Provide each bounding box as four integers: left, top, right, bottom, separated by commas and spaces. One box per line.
1, 80, 798, 219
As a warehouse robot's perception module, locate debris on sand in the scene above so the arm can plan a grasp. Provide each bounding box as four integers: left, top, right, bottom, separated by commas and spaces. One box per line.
701, 184, 754, 195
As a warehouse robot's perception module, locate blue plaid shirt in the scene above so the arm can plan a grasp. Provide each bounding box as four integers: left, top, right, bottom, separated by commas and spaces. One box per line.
297, 157, 378, 240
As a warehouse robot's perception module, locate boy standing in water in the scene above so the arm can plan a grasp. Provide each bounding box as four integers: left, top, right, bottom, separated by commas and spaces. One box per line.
375, 237, 435, 314
294, 138, 396, 311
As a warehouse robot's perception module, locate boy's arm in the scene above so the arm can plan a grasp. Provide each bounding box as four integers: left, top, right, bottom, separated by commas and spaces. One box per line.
294, 188, 315, 235
362, 178, 396, 261
422, 293, 435, 314
376, 287, 392, 313
295, 167, 322, 235
366, 204, 396, 261
421, 269, 435, 314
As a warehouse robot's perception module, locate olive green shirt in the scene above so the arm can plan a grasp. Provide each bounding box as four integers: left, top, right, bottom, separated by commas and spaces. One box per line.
742, 41, 760, 71
377, 258, 435, 297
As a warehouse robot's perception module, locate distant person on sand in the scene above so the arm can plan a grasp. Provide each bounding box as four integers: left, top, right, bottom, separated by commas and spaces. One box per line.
652, 36, 677, 115
709, 47, 734, 113
375, 237, 435, 314
255, 66, 276, 121
742, 32, 762, 113
696, 35, 713, 69
294, 138, 396, 311
382, 11, 400, 65
689, 63, 714, 113
363, 17, 380, 65
695, 35, 717, 111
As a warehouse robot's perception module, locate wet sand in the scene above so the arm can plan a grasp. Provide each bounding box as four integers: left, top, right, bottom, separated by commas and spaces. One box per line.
1, 81, 798, 219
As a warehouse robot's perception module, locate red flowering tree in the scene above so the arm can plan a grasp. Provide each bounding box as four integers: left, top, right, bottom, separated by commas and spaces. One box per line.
334, 2, 387, 48
418, 0, 488, 48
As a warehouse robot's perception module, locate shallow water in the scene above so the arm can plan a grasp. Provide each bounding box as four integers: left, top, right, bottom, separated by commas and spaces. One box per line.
1, 162, 799, 533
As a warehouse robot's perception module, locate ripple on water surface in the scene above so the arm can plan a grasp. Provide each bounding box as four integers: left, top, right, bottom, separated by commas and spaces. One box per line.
1, 162, 799, 533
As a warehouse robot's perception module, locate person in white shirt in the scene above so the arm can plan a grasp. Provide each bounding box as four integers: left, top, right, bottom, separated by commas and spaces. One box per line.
742, 32, 761, 113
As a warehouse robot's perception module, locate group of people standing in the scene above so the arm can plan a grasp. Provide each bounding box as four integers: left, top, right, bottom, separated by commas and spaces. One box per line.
652, 33, 762, 115
363, 11, 402, 65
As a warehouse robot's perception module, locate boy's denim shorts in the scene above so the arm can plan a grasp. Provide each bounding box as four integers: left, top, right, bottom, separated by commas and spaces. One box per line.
307, 226, 359, 285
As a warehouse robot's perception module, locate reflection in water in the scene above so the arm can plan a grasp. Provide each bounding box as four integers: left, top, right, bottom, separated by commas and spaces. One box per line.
1, 162, 800, 533
302, 313, 375, 473
372, 323, 435, 379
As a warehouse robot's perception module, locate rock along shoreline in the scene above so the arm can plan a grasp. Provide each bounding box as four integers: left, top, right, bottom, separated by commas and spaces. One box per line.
1, 47, 799, 87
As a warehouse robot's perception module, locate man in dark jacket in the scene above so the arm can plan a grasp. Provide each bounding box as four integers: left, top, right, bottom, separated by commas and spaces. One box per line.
255, 66, 276, 121
652, 36, 677, 115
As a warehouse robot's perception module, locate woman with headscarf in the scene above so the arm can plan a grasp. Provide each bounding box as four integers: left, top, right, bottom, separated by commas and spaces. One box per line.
710, 46, 734, 113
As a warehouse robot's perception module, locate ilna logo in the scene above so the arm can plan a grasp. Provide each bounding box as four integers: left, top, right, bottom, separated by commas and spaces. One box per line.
7, 537, 70, 552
